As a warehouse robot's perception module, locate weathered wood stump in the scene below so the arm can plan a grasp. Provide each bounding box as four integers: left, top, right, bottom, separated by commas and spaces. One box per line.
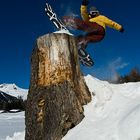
25, 33, 91, 140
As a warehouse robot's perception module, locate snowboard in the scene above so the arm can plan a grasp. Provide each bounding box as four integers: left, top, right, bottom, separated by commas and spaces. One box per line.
45, 2, 94, 67
78, 44, 94, 67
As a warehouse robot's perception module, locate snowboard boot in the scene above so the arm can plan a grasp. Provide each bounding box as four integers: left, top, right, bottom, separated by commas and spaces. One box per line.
77, 35, 88, 49
77, 37, 94, 67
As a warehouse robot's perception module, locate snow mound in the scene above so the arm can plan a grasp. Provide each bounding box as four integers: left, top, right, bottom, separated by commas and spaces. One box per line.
0, 84, 28, 100
63, 75, 140, 140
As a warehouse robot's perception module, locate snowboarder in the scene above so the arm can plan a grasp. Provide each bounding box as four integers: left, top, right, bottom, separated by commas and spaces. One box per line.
78, 0, 124, 48
45, 2, 94, 66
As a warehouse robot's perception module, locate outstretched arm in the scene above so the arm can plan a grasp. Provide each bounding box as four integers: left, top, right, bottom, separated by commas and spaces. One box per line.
80, 0, 89, 21
103, 16, 124, 32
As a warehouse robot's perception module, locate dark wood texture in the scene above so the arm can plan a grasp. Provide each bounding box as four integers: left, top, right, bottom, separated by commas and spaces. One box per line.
25, 33, 91, 140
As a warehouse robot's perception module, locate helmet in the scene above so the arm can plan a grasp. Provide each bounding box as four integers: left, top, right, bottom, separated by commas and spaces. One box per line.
89, 6, 99, 17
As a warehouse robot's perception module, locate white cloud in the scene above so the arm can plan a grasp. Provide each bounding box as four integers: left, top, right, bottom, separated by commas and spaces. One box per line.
92, 57, 129, 82
109, 57, 129, 70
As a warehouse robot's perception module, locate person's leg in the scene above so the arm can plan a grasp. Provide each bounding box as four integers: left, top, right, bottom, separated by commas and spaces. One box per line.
77, 22, 105, 46
77, 32, 105, 49
77, 35, 88, 49
85, 22, 105, 43
76, 23, 105, 66
85, 32, 105, 43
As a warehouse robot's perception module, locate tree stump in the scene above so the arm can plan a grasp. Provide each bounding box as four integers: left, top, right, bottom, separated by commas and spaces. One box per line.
25, 33, 91, 140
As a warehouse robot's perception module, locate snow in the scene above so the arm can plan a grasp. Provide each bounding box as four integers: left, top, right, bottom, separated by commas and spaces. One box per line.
0, 84, 28, 100
5, 132, 25, 140
1, 75, 140, 140
63, 75, 140, 140
0, 112, 25, 140
54, 29, 73, 36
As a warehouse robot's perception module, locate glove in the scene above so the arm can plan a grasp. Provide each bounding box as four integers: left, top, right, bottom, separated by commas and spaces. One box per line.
82, 0, 89, 6
120, 27, 124, 33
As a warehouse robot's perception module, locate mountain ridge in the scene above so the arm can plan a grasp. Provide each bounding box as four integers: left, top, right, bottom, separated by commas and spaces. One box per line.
0, 83, 28, 100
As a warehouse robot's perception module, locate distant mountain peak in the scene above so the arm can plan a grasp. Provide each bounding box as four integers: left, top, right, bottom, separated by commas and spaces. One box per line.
0, 83, 28, 100
0, 83, 17, 89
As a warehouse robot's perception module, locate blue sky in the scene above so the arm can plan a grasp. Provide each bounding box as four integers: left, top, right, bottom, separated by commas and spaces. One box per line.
0, 0, 140, 88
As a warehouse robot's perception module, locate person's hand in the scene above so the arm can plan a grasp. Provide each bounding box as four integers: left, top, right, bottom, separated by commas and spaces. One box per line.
120, 27, 124, 33
82, 0, 89, 6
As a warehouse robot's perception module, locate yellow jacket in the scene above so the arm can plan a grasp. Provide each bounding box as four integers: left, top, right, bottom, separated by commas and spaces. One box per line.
81, 5, 122, 31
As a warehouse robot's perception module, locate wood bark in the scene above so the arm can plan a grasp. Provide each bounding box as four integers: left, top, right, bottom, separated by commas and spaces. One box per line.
25, 33, 91, 140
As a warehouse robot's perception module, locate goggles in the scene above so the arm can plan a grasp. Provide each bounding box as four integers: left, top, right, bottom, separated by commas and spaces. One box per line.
89, 11, 99, 15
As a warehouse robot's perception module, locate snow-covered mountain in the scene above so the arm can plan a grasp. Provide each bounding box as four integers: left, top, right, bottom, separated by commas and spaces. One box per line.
0, 84, 28, 100
2, 75, 140, 140
0, 91, 18, 102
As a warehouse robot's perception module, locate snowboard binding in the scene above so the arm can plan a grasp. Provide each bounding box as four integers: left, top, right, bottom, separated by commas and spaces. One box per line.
78, 43, 94, 67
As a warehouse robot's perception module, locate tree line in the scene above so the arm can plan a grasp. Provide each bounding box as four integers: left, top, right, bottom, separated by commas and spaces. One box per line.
0, 96, 26, 113
117, 67, 140, 83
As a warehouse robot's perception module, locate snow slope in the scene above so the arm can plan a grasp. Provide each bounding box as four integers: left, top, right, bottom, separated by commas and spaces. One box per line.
0, 112, 25, 140
63, 75, 140, 140
0, 84, 28, 100
2, 75, 140, 140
